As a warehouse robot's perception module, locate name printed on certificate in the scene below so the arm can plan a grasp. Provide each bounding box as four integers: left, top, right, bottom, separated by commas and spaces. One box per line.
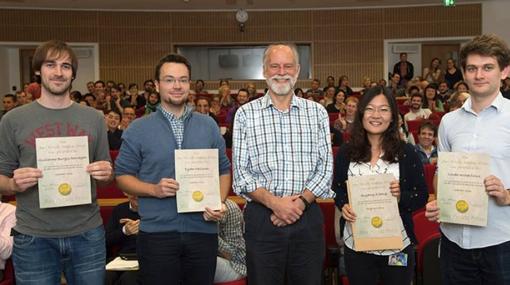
437, 152, 490, 227
347, 173, 404, 251
175, 149, 221, 213
36, 136, 91, 208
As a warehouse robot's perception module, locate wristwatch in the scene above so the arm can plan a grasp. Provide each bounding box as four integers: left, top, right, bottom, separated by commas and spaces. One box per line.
298, 195, 311, 210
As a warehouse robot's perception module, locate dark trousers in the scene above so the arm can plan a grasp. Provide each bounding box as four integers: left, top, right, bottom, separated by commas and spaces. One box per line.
105, 270, 138, 285
440, 235, 510, 285
244, 202, 325, 285
344, 245, 415, 285
137, 231, 218, 285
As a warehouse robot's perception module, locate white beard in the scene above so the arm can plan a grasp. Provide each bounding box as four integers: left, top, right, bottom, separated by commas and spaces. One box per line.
266, 74, 297, 96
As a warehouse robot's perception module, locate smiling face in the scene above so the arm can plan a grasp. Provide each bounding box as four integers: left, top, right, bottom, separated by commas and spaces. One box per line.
155, 62, 190, 110
362, 94, 392, 138
263, 45, 300, 97
39, 53, 73, 97
418, 126, 435, 149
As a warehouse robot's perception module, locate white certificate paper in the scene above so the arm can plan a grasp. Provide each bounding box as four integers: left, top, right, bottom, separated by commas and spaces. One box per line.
437, 152, 490, 226
347, 173, 404, 251
36, 136, 91, 208
175, 149, 221, 213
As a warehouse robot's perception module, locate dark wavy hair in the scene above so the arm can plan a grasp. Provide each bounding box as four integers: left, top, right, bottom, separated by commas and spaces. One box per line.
348, 86, 403, 163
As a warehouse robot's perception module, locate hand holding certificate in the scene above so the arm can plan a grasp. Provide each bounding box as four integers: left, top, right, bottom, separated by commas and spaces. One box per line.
36, 136, 91, 208
437, 152, 490, 226
175, 149, 221, 213
347, 174, 403, 251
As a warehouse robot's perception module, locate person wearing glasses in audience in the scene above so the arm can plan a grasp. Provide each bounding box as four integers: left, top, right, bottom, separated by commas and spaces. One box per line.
115, 53, 231, 285
333, 86, 428, 285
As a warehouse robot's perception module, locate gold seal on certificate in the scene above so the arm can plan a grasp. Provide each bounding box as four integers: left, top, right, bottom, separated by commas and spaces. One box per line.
192, 191, 204, 202
371, 216, 383, 228
437, 152, 490, 226
455, 200, 469, 213
58, 183, 72, 196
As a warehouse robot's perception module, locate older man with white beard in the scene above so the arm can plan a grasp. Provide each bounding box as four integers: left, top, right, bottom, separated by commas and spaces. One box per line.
232, 43, 334, 285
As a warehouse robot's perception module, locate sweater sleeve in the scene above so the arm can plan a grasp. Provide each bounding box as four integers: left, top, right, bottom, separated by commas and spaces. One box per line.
398, 144, 429, 213
332, 144, 350, 210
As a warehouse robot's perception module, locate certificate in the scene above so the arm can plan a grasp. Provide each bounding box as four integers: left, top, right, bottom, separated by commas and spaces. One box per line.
347, 174, 403, 251
36, 136, 91, 208
175, 149, 221, 213
437, 152, 490, 226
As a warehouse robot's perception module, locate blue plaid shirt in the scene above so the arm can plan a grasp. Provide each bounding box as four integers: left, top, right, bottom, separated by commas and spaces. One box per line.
232, 93, 334, 200
159, 105, 191, 149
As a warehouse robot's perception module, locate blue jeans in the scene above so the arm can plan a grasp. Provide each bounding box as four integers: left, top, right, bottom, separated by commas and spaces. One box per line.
441, 235, 510, 285
12, 226, 106, 285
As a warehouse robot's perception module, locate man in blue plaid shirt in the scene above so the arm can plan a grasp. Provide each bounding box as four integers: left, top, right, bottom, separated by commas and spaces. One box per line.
232, 43, 335, 285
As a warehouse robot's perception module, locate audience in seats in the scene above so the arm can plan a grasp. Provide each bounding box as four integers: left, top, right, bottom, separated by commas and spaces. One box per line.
214, 199, 247, 283
393, 52, 414, 88
106, 110, 123, 151
0, 201, 15, 281
320, 86, 335, 107
333, 86, 428, 285
444, 58, 464, 89
423, 57, 443, 84
453, 80, 469, 92
226, 88, 249, 125
326, 89, 346, 113
127, 83, 146, 110
210, 94, 223, 116
0, 94, 17, 122
323, 75, 336, 92
414, 121, 438, 165
404, 93, 432, 121
105, 84, 127, 115
294, 87, 304, 98
105, 194, 140, 285
422, 84, 445, 112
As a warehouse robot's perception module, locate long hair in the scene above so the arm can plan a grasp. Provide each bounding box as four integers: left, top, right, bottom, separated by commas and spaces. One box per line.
348, 86, 403, 163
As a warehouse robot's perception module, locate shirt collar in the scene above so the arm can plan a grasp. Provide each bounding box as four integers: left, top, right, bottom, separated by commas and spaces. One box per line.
261, 91, 302, 110
462, 92, 504, 114
158, 104, 192, 121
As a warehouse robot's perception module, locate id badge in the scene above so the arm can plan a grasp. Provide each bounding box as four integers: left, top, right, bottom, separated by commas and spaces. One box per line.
388, 252, 408, 266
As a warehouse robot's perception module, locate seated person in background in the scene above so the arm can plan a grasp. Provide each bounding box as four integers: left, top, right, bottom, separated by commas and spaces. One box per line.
106, 110, 123, 151
404, 93, 432, 121
193, 79, 208, 95
144, 91, 160, 116
195, 97, 219, 125
448, 91, 470, 112
119, 106, 136, 130
337, 75, 353, 96
0, 201, 15, 281
245, 83, 258, 100
226, 88, 249, 125
105, 194, 140, 285
414, 121, 438, 164
214, 199, 246, 283
422, 84, 445, 113
325, 88, 343, 111
307, 78, 324, 98
437, 81, 452, 104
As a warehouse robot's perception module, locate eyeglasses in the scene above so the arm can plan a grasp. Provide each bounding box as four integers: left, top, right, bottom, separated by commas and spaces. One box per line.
364, 105, 391, 115
160, 78, 190, 85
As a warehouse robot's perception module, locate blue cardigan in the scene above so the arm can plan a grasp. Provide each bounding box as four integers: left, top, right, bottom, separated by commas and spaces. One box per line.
332, 142, 429, 244
115, 109, 230, 234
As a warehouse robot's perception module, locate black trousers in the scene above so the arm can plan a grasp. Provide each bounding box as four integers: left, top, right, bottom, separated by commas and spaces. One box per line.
244, 202, 325, 285
344, 244, 415, 285
137, 231, 217, 285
